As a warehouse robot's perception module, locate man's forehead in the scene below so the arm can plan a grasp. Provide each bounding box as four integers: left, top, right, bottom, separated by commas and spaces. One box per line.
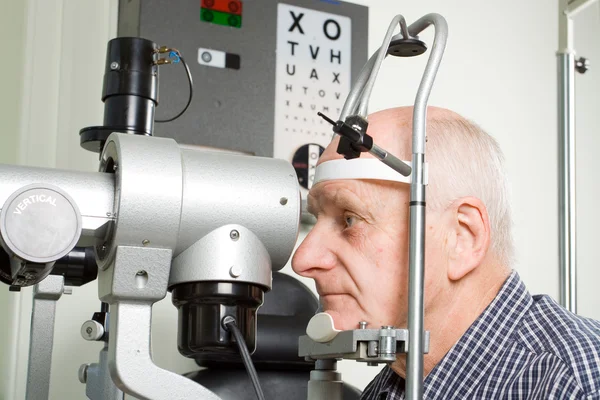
308, 180, 367, 211
317, 106, 459, 167
309, 180, 358, 201
306, 176, 401, 217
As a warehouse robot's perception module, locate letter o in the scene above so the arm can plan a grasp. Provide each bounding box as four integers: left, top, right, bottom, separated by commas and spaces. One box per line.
323, 19, 341, 41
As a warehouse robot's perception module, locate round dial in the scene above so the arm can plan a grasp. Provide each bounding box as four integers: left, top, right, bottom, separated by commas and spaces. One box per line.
292, 144, 325, 190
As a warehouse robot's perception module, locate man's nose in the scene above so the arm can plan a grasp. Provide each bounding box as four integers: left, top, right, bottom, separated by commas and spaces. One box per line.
291, 223, 337, 278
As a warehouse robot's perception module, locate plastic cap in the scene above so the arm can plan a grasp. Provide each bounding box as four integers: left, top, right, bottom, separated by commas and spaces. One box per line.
306, 312, 341, 343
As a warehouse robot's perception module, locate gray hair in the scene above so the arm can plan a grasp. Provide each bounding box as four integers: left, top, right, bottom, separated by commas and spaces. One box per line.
426, 117, 514, 267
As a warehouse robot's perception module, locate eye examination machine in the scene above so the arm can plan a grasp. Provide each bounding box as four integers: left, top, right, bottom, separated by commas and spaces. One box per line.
0, 0, 454, 398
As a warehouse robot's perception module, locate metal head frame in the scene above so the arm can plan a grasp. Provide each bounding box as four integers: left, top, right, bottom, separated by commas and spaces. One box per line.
306, 13, 448, 400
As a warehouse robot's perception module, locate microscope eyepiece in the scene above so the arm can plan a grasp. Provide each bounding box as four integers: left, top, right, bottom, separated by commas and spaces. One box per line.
80, 37, 159, 153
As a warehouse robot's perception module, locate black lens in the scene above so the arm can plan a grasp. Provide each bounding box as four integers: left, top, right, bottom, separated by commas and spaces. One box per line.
172, 281, 264, 359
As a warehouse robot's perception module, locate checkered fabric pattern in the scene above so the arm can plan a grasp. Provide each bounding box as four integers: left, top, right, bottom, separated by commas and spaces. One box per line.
360, 272, 600, 399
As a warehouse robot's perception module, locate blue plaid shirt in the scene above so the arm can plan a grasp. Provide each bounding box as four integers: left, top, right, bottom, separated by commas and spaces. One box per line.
361, 272, 600, 399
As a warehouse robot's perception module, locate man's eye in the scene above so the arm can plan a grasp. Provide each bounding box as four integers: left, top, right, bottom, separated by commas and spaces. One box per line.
344, 214, 358, 228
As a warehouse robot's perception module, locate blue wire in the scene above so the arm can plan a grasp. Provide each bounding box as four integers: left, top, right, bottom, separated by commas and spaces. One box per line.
168, 51, 180, 63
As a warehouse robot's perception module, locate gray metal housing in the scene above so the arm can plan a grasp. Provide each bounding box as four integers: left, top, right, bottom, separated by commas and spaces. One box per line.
117, 0, 368, 157
96, 133, 300, 284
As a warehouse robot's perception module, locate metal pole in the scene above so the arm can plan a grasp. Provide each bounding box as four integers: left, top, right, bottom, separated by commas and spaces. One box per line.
407, 154, 426, 399
307, 360, 343, 400
26, 275, 65, 400
557, 52, 578, 313
405, 14, 448, 400
557, 1, 578, 313
334, 14, 447, 399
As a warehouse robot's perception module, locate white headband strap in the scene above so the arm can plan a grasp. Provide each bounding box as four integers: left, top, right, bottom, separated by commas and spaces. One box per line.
312, 158, 428, 188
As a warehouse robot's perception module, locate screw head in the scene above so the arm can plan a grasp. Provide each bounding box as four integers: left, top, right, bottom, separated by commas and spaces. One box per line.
142, 239, 149, 246
86, 327, 93, 335
201, 51, 212, 63
230, 230, 240, 241
230, 265, 242, 278
110, 61, 119, 70
78, 364, 89, 383
576, 57, 590, 74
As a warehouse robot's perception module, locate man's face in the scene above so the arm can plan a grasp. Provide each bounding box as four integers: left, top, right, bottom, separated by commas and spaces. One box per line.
292, 168, 415, 330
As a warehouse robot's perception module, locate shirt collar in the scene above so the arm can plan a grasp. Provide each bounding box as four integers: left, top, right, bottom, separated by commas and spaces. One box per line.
365, 271, 533, 399
366, 365, 404, 399
423, 271, 534, 398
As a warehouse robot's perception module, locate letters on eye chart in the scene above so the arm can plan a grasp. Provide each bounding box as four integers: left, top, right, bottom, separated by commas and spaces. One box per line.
273, 4, 352, 159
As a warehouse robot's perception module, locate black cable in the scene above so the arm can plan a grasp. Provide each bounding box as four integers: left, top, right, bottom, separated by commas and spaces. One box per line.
155, 53, 194, 123
223, 316, 266, 400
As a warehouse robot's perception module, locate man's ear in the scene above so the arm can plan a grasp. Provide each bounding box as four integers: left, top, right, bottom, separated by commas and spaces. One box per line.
446, 197, 491, 281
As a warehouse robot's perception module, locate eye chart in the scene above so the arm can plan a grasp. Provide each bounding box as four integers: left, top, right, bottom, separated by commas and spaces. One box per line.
273, 4, 352, 190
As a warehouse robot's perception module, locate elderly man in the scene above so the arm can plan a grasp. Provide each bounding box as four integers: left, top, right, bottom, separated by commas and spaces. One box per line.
292, 106, 600, 399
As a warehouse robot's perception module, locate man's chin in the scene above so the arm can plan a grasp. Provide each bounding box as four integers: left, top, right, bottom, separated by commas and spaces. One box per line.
322, 309, 364, 332
319, 294, 367, 331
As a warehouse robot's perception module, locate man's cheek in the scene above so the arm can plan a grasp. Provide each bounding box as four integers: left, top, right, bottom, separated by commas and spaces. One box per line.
344, 228, 368, 250
322, 294, 354, 309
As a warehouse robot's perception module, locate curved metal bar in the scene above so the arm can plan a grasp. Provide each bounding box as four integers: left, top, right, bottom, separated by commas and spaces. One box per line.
334, 13, 449, 400
565, 0, 599, 18
400, 18, 411, 43
339, 53, 376, 120
408, 14, 449, 154
357, 15, 408, 117
404, 13, 448, 400
340, 24, 409, 120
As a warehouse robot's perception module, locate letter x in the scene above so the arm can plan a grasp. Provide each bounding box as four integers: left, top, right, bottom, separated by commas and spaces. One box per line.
289, 11, 305, 34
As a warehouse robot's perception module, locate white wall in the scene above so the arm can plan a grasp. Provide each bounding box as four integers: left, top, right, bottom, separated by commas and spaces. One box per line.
0, 1, 28, 398
0, 0, 26, 165
1, 0, 599, 399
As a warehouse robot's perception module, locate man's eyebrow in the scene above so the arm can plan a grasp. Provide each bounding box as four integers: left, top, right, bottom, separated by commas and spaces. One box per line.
308, 184, 374, 220
327, 188, 363, 211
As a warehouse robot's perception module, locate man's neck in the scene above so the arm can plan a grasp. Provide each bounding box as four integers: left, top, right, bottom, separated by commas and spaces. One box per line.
390, 265, 511, 379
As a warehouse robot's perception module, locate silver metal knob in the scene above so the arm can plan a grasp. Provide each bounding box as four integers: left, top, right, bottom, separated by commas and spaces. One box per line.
81, 320, 104, 341
78, 364, 89, 383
